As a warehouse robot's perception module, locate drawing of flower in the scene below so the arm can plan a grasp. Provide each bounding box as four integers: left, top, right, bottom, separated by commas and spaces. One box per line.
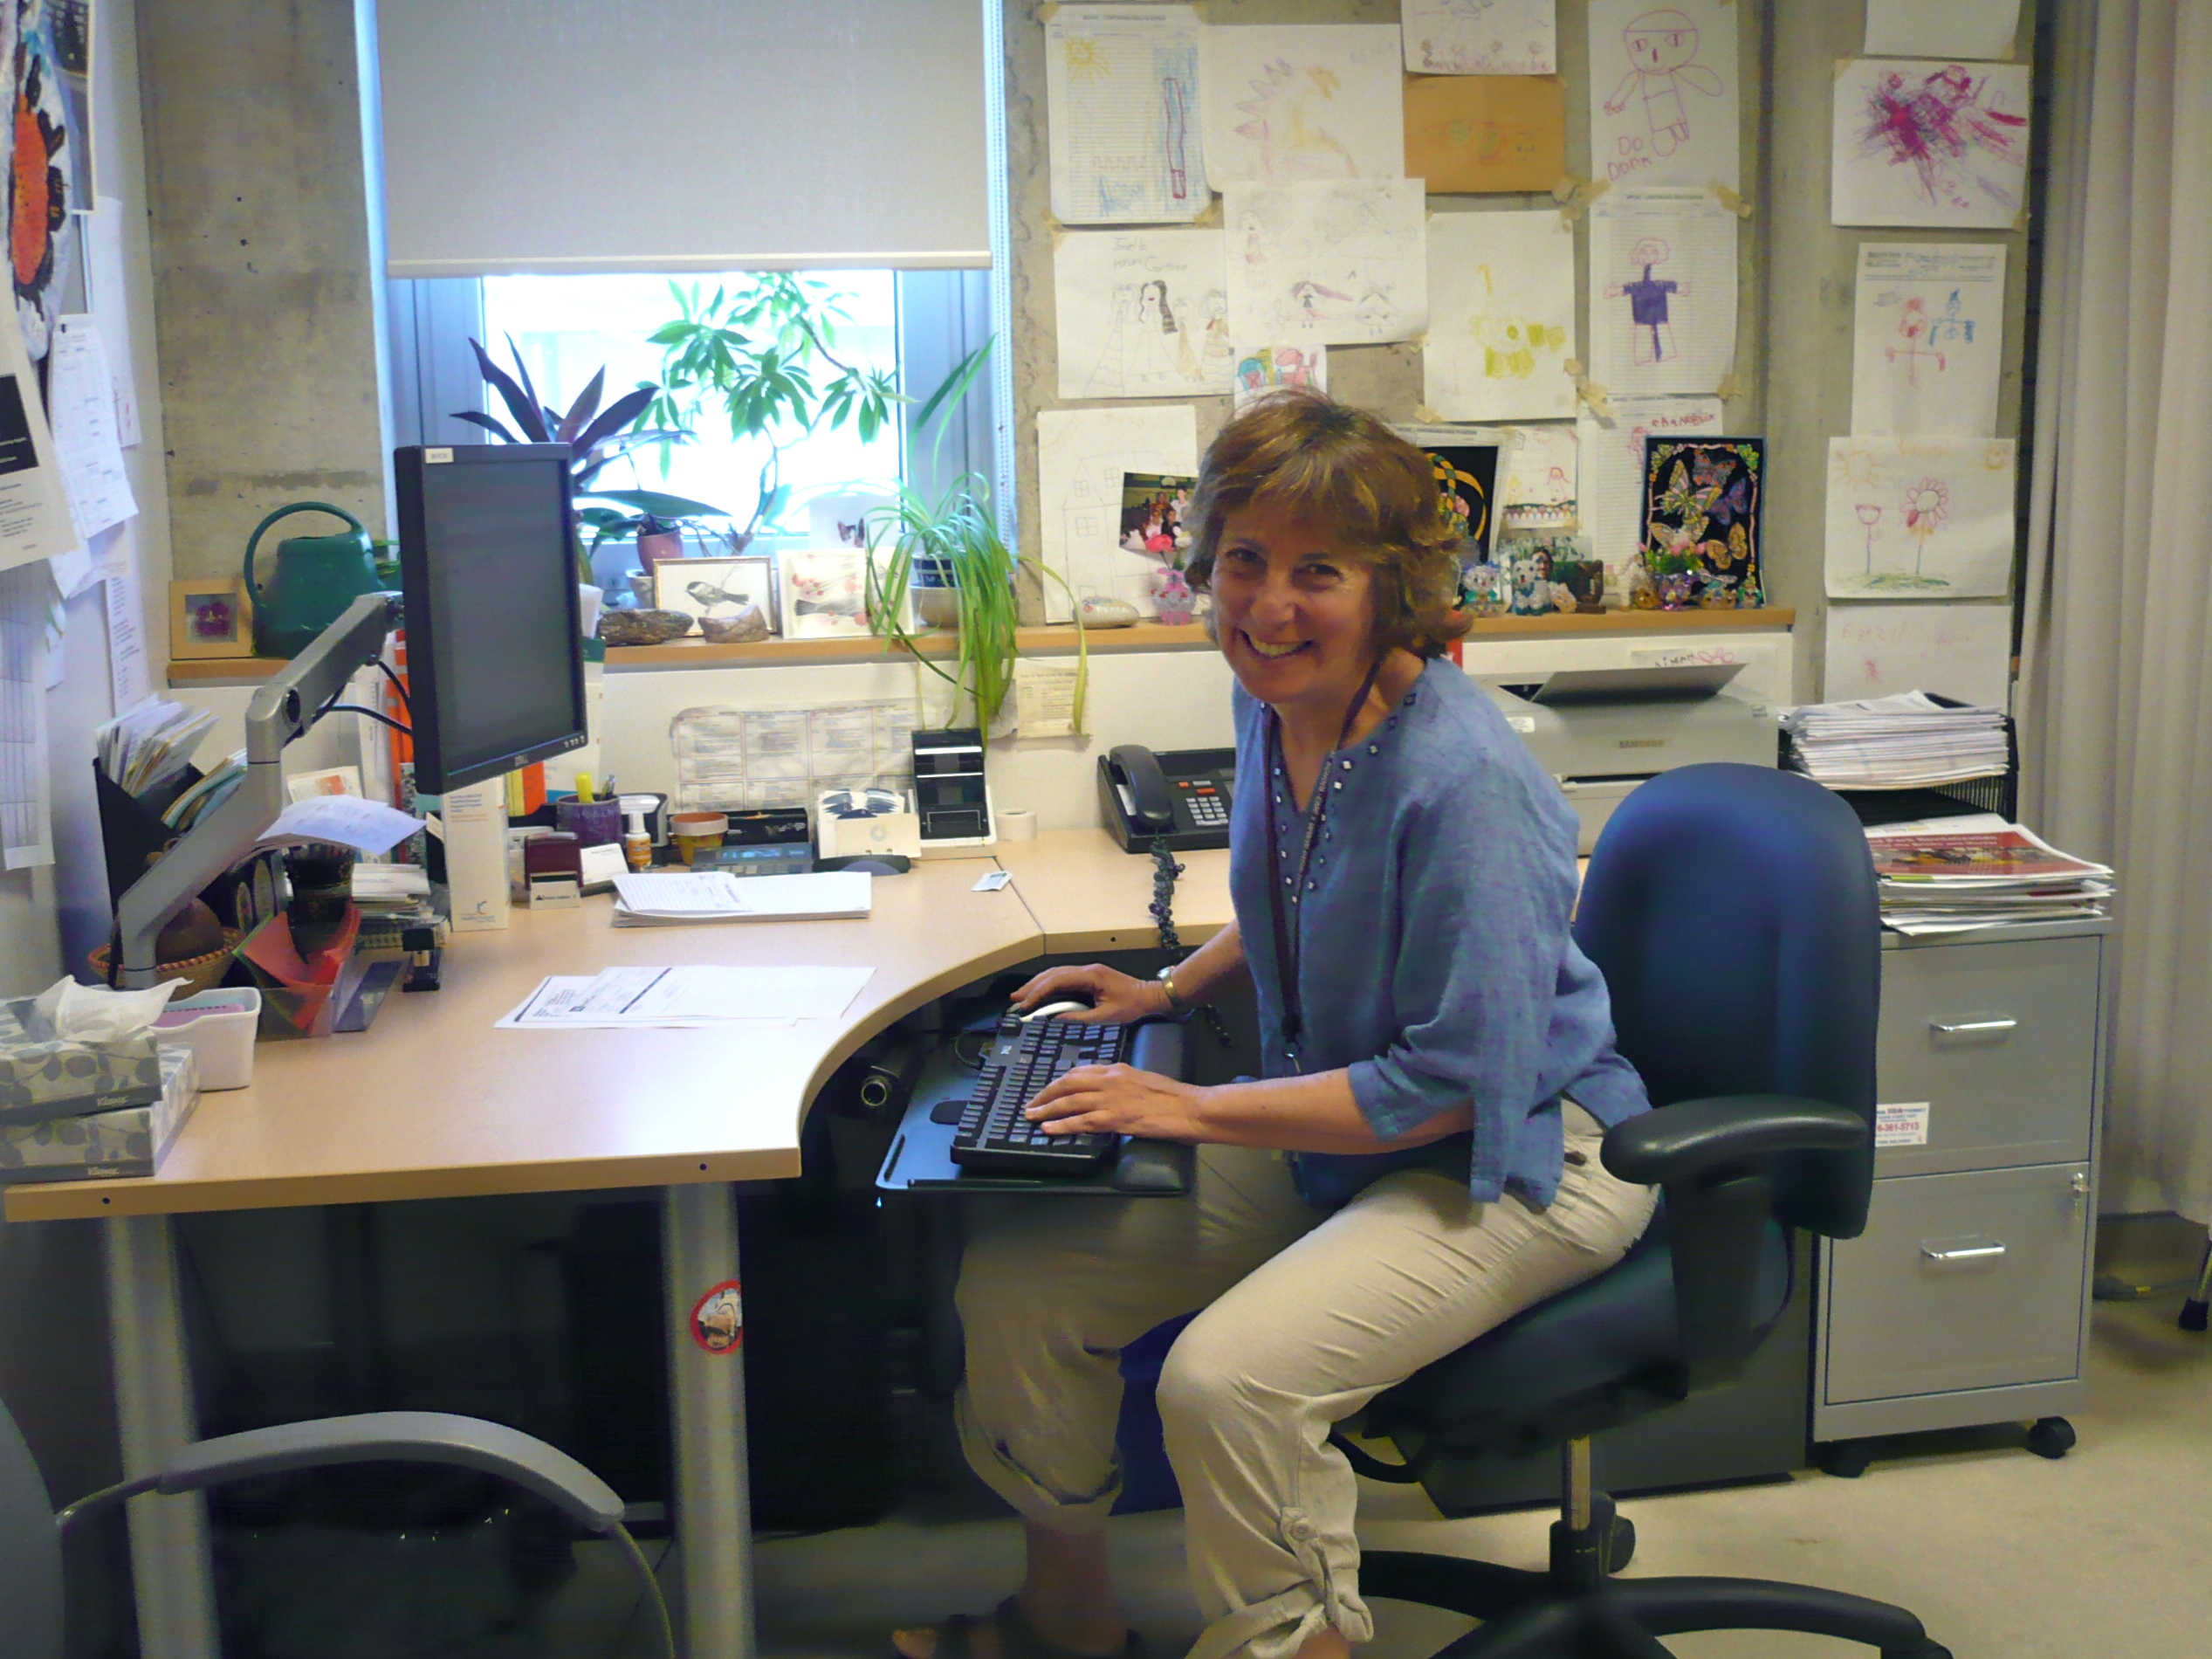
1901, 478, 1949, 535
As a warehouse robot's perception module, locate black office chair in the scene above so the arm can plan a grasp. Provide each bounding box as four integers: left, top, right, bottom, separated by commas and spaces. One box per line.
0, 1401, 672, 1659
1335, 763, 1950, 1658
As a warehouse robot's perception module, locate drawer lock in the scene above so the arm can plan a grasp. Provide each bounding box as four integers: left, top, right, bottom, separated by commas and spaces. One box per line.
1927, 1016, 2018, 1037
1920, 1241, 2007, 1264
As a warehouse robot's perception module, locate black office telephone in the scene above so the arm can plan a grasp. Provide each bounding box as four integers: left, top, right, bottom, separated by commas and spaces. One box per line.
1097, 745, 1237, 852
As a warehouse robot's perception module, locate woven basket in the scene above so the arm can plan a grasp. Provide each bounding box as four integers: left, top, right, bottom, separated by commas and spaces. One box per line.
89, 929, 243, 998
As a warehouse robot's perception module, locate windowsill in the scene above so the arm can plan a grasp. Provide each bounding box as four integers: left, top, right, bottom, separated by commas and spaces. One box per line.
164, 609, 1796, 685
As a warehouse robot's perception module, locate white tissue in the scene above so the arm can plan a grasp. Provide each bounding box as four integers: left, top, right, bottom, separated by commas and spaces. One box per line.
33, 976, 186, 1042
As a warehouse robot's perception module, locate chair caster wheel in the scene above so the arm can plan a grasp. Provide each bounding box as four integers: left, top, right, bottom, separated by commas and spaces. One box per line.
2026, 1417, 2076, 1459
1604, 1515, 1636, 1573
2181, 1298, 2209, 1332
1816, 1440, 1872, 1478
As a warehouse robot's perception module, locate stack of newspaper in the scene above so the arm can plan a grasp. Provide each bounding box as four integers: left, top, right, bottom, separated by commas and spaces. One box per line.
1783, 692, 2009, 788
1865, 815, 2113, 935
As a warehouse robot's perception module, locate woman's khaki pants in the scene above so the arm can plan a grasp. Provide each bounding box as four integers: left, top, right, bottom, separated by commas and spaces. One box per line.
955, 1105, 1657, 1659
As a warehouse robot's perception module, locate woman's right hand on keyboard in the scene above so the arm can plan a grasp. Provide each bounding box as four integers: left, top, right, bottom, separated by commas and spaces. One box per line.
1010, 963, 1169, 1023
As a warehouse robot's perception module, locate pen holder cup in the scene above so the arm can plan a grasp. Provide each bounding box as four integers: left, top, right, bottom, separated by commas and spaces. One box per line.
556, 798, 623, 847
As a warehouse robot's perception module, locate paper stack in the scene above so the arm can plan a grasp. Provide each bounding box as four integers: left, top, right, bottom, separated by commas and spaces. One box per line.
496, 964, 876, 1029
611, 871, 872, 927
1782, 692, 2009, 788
95, 699, 217, 799
1865, 814, 2113, 936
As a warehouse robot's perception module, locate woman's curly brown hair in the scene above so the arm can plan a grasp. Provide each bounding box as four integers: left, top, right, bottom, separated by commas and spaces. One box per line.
1182, 389, 1470, 658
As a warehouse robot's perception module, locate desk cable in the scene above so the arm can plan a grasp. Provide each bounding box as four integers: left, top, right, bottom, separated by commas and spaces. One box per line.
1151, 837, 1231, 1048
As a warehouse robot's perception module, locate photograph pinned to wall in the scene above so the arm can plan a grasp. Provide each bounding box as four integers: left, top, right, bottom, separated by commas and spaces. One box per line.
1823, 602, 2013, 710
1036, 403, 1198, 623
1851, 243, 2005, 437
1824, 436, 2016, 599
1587, 186, 1738, 397
1224, 178, 1428, 348
1831, 59, 2030, 229
778, 548, 872, 640
1402, 73, 1566, 194
1402, 0, 1556, 76
167, 576, 253, 661
1199, 24, 1404, 185
1230, 343, 1327, 410
1425, 210, 1576, 423
1397, 428, 1501, 568
1864, 0, 2021, 63
655, 555, 780, 640
1577, 394, 1722, 587
1588, 0, 1739, 192
1642, 437, 1762, 608
10, 0, 74, 361
1054, 229, 1233, 401
1118, 472, 1195, 561
1499, 424, 1577, 529
1045, 4, 1207, 225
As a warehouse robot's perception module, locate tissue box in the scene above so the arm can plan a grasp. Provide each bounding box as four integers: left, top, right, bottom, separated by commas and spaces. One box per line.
0, 995, 165, 1125
0, 1046, 200, 1184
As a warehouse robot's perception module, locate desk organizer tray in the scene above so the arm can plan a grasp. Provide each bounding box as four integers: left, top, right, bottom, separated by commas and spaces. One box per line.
0, 1046, 199, 1184
0, 995, 165, 1124
878, 1022, 1192, 1197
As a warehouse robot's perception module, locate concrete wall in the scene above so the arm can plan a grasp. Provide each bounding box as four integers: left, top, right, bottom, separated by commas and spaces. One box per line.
139, 0, 391, 582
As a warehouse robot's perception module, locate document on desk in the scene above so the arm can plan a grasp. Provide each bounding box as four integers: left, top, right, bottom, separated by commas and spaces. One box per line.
497, 965, 876, 1029
610, 870, 872, 926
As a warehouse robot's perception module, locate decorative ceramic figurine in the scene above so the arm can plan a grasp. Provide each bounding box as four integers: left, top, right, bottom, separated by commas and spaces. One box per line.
1151, 566, 1195, 625
1460, 561, 1507, 617
1626, 554, 1659, 610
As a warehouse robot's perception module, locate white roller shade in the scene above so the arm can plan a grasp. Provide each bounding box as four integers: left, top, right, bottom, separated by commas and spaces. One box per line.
375, 0, 990, 276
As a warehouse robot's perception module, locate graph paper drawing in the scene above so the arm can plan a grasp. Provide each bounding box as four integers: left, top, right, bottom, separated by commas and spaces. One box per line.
1, 562, 52, 870
1576, 394, 1722, 581
1224, 179, 1428, 348
1425, 210, 1577, 423
1201, 24, 1403, 185
1831, 59, 2030, 230
1851, 243, 2006, 437
1047, 5, 1208, 225
1054, 230, 1234, 400
1825, 436, 2016, 599
1402, 0, 1556, 77
1588, 186, 1738, 397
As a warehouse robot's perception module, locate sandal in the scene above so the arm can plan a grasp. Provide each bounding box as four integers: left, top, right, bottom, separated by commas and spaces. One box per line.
917, 1596, 1145, 1659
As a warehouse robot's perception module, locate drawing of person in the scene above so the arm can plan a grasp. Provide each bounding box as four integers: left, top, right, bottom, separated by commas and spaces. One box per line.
1289, 279, 1353, 324
1132, 280, 1183, 385
1199, 291, 1233, 371
1604, 9, 1724, 159
1929, 288, 1975, 345
1240, 210, 1267, 265
1605, 237, 1690, 365
1885, 297, 1946, 387
1083, 285, 1138, 396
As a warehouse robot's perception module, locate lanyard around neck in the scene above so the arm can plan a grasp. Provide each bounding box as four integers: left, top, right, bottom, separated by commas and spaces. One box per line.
1262, 656, 1387, 1068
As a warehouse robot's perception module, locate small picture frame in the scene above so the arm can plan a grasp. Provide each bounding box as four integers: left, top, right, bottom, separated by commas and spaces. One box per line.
779, 548, 873, 640
168, 577, 254, 659
653, 555, 780, 636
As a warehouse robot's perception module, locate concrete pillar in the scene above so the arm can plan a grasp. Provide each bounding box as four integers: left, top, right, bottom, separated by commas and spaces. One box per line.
137, 0, 391, 582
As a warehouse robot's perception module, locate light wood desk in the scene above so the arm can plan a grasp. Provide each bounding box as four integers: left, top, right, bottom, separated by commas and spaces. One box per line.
10, 833, 1206, 1659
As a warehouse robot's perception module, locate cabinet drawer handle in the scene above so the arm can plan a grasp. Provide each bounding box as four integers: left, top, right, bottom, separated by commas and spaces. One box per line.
1921, 1243, 2007, 1263
1928, 1017, 2017, 1036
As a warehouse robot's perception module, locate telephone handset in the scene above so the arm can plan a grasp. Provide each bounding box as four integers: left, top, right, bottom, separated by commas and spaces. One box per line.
1098, 745, 1237, 852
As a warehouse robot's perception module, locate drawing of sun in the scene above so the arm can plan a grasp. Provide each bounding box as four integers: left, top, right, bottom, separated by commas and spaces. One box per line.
1063, 36, 1109, 83
1901, 478, 1950, 536
1982, 442, 2011, 471
1831, 445, 1881, 488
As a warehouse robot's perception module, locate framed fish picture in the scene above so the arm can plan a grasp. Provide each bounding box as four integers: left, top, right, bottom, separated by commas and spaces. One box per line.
1641, 437, 1765, 609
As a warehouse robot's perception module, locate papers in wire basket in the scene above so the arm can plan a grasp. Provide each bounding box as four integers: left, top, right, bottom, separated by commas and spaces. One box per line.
610, 871, 872, 926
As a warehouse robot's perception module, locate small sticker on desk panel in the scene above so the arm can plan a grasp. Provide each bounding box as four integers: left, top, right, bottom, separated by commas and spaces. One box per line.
1874, 1102, 1930, 1148
689, 1280, 744, 1353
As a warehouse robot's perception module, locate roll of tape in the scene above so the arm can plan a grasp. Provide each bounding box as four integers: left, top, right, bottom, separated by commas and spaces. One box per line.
999, 809, 1038, 841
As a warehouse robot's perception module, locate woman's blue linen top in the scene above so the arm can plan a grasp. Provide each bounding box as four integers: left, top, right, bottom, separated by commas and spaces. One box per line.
1228, 657, 1650, 1210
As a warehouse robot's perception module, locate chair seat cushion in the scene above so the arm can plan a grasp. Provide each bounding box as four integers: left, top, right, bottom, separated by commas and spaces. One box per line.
1360, 1215, 1790, 1458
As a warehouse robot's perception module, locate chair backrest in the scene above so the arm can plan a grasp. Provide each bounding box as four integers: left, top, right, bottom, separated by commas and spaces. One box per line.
1575, 764, 1880, 1240
0, 1392, 63, 1659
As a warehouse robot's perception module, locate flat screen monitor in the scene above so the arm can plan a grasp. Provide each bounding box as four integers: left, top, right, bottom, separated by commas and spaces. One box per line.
394, 443, 587, 794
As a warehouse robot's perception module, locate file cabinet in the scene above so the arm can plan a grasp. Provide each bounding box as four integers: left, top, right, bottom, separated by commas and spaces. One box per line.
1814, 920, 2107, 1463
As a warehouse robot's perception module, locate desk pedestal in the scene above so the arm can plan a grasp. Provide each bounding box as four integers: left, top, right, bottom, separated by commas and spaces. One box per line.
663, 1181, 756, 1656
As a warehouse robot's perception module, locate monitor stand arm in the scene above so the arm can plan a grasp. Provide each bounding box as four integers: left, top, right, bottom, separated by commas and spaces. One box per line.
113, 593, 402, 989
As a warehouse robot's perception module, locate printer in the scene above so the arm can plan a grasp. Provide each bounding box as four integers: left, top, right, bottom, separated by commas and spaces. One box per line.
1477, 663, 1779, 853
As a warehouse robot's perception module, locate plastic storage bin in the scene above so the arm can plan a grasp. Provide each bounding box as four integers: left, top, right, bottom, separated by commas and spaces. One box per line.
154, 988, 261, 1091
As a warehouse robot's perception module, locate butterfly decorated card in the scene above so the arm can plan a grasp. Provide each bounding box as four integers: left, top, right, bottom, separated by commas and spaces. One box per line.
1641, 437, 1765, 608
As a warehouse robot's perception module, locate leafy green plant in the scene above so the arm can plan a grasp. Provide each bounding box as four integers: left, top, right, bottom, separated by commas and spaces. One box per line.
647, 275, 903, 540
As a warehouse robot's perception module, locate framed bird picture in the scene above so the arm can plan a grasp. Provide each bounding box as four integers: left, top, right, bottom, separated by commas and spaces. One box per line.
1641, 437, 1765, 609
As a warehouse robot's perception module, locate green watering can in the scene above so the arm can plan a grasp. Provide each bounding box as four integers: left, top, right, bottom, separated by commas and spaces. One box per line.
243, 502, 381, 657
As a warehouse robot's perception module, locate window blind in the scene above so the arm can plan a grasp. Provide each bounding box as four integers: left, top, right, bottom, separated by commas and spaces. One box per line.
375, 0, 990, 277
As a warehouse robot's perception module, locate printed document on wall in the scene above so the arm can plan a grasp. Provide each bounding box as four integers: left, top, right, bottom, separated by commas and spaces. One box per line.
47, 316, 136, 540
0, 562, 52, 869
1224, 179, 1427, 348
0, 312, 79, 575
1587, 188, 1736, 397
1825, 437, 2016, 600
1588, 0, 1738, 192
1200, 24, 1403, 185
1402, 0, 1555, 76
1831, 60, 2030, 229
1851, 244, 2005, 437
1425, 210, 1576, 423
1577, 395, 1723, 581
1865, 0, 2021, 62
1047, 5, 1207, 225
1036, 405, 1198, 623
1055, 231, 1234, 401
1824, 602, 2013, 710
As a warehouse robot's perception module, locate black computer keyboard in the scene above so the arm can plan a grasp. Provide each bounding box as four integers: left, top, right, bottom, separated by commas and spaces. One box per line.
948, 1014, 1133, 1174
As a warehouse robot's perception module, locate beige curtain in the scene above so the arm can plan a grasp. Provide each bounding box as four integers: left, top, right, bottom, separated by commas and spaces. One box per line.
2019, 1, 2212, 1220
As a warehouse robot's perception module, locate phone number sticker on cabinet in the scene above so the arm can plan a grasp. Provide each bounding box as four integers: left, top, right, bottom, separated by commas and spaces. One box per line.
1875, 1102, 1930, 1148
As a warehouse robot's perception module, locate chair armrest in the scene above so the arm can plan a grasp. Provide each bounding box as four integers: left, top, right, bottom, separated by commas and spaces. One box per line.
1601, 1096, 1865, 1187
155, 1412, 623, 1532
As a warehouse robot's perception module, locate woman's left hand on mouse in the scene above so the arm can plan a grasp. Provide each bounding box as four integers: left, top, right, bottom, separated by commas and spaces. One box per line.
1025, 1064, 1206, 1141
